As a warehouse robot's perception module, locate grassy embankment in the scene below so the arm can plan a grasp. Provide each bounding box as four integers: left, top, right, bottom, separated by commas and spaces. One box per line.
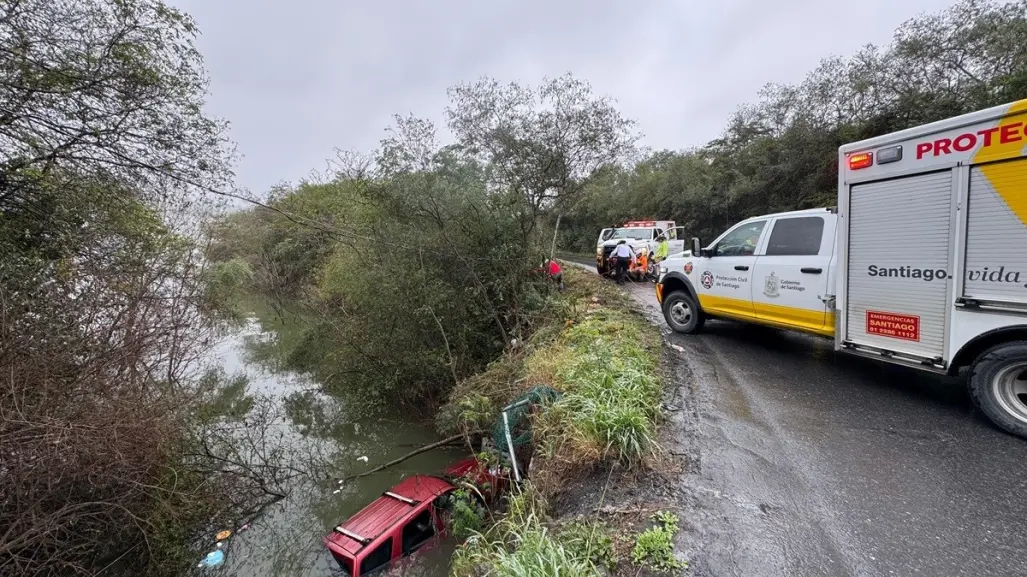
440, 267, 687, 576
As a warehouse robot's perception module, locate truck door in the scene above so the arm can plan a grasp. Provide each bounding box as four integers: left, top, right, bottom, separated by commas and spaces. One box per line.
694, 219, 768, 319
963, 157, 1027, 305
667, 227, 686, 254
751, 214, 835, 335
843, 171, 953, 361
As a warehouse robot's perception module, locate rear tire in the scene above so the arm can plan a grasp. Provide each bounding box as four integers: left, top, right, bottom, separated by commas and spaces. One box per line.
968, 341, 1027, 439
597, 265, 607, 276
661, 291, 705, 334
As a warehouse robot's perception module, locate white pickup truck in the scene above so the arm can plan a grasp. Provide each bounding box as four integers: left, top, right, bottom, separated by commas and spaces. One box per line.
656, 99, 1027, 438
595, 220, 685, 275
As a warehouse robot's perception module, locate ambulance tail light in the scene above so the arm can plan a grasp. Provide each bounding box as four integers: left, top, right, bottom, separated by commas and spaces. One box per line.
848, 152, 873, 170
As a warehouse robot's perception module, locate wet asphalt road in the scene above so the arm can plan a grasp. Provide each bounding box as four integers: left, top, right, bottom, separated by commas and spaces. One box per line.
593, 268, 1027, 577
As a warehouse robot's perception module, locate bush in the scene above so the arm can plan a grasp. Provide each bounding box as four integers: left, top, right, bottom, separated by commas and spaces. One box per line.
445, 488, 489, 540
631, 511, 687, 574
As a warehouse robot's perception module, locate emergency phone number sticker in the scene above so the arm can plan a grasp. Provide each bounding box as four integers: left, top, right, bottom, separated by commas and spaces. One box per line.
865, 310, 920, 342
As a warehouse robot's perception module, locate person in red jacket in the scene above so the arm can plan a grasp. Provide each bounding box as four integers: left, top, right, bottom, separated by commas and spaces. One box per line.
543, 259, 564, 291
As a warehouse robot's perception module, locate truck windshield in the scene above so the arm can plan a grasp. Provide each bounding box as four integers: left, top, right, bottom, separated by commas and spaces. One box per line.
610, 228, 652, 240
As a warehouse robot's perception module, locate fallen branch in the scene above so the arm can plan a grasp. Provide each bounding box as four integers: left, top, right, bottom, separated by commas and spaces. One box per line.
340, 433, 472, 482
397, 439, 465, 448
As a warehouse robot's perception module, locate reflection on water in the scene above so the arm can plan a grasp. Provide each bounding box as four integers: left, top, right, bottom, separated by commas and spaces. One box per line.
199, 316, 462, 577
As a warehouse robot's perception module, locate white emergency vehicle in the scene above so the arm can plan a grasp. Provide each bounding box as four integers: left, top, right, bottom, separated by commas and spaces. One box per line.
656, 99, 1027, 438
595, 220, 684, 275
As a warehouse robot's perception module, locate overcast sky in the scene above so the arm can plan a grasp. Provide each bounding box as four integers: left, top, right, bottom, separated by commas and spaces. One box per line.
170, 0, 956, 194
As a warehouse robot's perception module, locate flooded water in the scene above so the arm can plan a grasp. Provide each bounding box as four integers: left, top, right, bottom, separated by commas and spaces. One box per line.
199, 314, 464, 577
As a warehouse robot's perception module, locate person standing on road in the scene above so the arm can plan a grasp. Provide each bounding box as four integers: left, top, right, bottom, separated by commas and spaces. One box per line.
611, 240, 634, 285
654, 234, 669, 262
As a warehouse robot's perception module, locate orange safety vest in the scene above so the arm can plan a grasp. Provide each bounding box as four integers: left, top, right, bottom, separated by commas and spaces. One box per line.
631, 252, 648, 272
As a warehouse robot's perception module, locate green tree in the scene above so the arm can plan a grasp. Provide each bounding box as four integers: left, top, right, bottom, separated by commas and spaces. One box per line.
446, 74, 639, 240
0, 0, 232, 202
559, 0, 1027, 249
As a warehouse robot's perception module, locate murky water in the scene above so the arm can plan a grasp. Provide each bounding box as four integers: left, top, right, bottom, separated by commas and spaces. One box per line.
198, 315, 463, 577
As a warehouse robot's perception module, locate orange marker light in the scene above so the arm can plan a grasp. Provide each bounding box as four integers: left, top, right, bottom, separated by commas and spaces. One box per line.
849, 152, 873, 170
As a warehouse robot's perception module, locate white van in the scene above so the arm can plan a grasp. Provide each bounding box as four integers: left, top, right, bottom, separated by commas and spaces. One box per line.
656, 99, 1027, 438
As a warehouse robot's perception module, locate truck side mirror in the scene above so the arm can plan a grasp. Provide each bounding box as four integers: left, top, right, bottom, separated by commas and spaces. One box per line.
691, 237, 702, 256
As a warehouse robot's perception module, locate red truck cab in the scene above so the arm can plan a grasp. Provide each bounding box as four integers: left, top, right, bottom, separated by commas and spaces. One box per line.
324, 475, 453, 576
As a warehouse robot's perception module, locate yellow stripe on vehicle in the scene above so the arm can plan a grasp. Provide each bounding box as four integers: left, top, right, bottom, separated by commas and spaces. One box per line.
698, 294, 835, 337
698, 294, 756, 319
754, 302, 836, 337
973, 99, 1027, 225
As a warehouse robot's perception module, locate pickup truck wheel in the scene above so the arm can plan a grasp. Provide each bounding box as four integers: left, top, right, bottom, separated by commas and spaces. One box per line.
968, 341, 1027, 438
662, 291, 705, 334
597, 265, 607, 276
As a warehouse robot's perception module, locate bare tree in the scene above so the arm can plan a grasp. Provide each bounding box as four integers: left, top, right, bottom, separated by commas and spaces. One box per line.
445, 74, 639, 239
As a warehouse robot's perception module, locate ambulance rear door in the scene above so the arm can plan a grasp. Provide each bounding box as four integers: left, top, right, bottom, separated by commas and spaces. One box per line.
841, 169, 955, 365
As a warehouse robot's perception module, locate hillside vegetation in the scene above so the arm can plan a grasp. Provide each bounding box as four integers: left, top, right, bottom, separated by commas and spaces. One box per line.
557, 0, 1027, 251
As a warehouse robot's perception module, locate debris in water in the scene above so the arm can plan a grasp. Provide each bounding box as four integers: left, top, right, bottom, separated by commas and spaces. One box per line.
215, 530, 232, 541
357, 455, 368, 462
239, 524, 250, 532
198, 550, 225, 568
671, 344, 685, 353
333, 489, 342, 494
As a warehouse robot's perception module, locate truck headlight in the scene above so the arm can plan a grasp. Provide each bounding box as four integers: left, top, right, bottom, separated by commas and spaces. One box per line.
596, 247, 603, 256
659, 266, 668, 276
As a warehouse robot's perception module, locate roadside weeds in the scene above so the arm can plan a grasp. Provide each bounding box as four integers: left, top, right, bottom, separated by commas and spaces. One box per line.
440, 267, 696, 576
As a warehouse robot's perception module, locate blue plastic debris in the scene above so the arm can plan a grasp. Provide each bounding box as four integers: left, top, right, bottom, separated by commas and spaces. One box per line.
198, 550, 224, 568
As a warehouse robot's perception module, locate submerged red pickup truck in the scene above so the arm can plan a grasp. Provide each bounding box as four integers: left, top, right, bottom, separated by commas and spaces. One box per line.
324, 458, 503, 576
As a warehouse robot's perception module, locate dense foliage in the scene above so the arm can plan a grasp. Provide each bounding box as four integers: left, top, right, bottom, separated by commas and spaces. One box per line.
208, 76, 638, 411
0, 2, 284, 576
556, 0, 1027, 251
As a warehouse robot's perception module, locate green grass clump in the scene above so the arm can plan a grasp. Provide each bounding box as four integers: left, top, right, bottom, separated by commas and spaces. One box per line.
452, 488, 600, 577
530, 306, 662, 470
444, 270, 666, 576
558, 521, 616, 572
438, 266, 662, 469
631, 511, 687, 574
